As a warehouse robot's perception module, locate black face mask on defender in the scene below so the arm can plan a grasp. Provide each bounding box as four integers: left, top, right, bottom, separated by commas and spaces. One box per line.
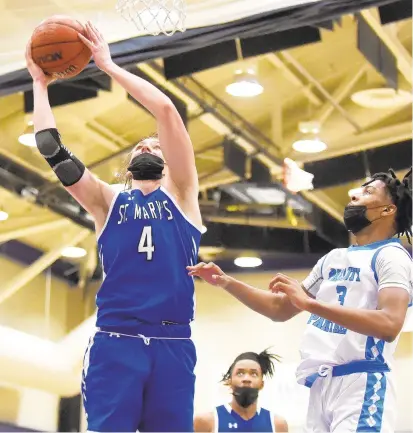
232, 386, 259, 408
127, 153, 164, 181
343, 204, 390, 234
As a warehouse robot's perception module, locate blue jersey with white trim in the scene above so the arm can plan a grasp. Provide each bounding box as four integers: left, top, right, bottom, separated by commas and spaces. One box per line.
298, 238, 412, 384
215, 404, 275, 432
96, 186, 201, 328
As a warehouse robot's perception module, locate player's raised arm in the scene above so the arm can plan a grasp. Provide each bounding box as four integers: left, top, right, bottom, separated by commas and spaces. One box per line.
26, 41, 114, 232
79, 22, 198, 200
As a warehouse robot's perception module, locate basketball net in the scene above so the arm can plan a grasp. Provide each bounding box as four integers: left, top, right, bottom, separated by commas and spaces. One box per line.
283, 158, 314, 193
116, 0, 186, 36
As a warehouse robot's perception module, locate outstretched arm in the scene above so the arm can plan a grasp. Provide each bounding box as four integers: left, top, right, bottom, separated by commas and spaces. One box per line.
305, 287, 408, 342
187, 262, 308, 322
26, 41, 114, 232
270, 270, 410, 342
222, 276, 306, 322
79, 22, 198, 199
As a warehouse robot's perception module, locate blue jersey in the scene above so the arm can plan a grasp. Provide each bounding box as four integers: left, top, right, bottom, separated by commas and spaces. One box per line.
215, 404, 275, 432
96, 186, 201, 329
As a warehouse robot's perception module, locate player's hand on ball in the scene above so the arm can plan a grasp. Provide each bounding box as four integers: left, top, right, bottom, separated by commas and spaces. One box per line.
269, 273, 310, 310
78, 21, 113, 72
187, 262, 230, 287
25, 40, 55, 86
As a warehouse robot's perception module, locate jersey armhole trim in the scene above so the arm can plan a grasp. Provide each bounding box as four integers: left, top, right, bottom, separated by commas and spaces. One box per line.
160, 186, 202, 233
213, 408, 219, 433
320, 252, 329, 277
96, 191, 120, 242
303, 252, 329, 293
270, 411, 276, 432
371, 245, 412, 283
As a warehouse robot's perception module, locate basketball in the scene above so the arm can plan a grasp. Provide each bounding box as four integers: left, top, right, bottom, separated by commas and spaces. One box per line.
30, 16, 92, 80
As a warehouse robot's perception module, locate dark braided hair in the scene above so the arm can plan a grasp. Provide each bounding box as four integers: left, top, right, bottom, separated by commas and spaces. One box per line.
221, 348, 281, 382
362, 167, 412, 243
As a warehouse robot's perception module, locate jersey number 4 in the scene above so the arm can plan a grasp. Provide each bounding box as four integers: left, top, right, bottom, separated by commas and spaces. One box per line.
138, 226, 155, 260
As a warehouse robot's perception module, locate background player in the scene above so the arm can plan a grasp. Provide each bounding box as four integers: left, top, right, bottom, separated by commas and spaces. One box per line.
194, 349, 288, 432
26, 21, 202, 432
188, 168, 412, 432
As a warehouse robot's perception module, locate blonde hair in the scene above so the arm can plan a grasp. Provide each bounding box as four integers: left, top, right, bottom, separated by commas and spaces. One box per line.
117, 133, 159, 190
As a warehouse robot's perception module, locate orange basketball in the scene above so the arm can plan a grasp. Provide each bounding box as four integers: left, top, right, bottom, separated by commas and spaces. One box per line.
31, 16, 92, 80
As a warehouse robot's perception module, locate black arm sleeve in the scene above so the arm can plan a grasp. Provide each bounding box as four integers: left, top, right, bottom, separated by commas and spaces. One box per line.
35, 128, 86, 187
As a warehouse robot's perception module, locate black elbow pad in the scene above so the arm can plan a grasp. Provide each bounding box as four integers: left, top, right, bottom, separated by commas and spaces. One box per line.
35, 128, 86, 187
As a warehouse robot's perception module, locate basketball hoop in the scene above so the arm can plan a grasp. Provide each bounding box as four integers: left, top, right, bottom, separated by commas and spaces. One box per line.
116, 0, 186, 36
283, 158, 314, 193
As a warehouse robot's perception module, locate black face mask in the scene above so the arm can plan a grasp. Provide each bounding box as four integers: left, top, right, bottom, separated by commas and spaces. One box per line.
127, 153, 164, 181
343, 204, 389, 234
232, 386, 259, 408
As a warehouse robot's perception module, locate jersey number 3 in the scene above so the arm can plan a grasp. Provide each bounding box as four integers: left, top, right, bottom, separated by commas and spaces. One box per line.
138, 226, 155, 260
336, 285, 347, 306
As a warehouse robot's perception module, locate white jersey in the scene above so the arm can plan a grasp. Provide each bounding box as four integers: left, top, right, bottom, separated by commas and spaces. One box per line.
297, 238, 412, 385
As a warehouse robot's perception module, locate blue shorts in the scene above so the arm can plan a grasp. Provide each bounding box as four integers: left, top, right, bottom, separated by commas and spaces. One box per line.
82, 324, 196, 432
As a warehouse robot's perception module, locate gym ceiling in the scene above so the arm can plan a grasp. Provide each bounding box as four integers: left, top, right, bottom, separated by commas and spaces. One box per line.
0, 0, 411, 292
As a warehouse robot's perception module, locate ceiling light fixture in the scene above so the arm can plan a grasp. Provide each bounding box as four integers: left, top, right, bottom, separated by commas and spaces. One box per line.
292, 138, 327, 153
18, 120, 36, 147
226, 38, 263, 98
234, 256, 262, 268
61, 246, 87, 259
351, 88, 412, 109
292, 121, 327, 154
226, 70, 264, 98
0, 210, 9, 221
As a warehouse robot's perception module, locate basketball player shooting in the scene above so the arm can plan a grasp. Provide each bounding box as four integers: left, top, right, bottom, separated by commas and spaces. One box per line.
26, 21, 202, 432
188, 169, 412, 432
194, 349, 288, 432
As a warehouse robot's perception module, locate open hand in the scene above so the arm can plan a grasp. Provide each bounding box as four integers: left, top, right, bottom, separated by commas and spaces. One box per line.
25, 40, 56, 86
78, 21, 113, 73
187, 262, 230, 288
268, 273, 310, 311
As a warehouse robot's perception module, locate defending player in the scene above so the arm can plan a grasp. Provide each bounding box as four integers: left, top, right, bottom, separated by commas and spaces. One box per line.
188, 169, 412, 432
26, 21, 202, 432
194, 349, 288, 432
